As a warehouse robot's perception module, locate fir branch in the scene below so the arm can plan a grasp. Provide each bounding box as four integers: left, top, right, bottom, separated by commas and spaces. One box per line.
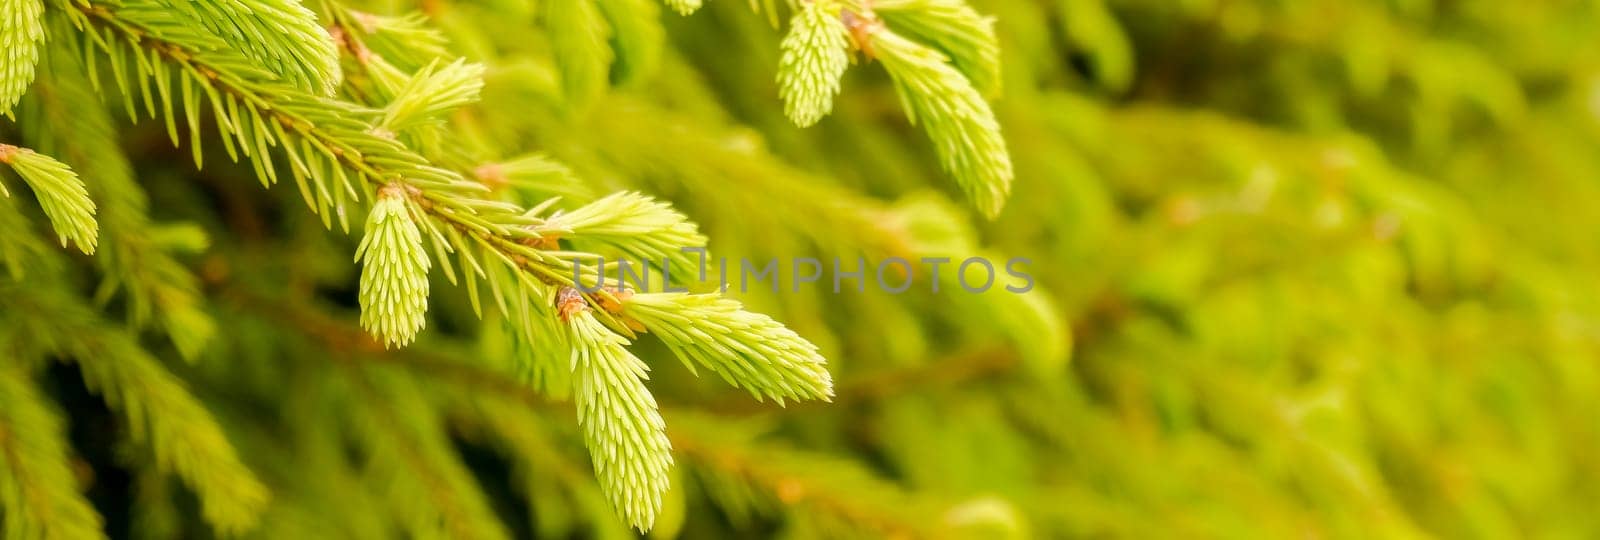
70, 0, 653, 348
566, 311, 674, 531
0, 366, 106, 540
874, 0, 1001, 97
357, 184, 431, 348
869, 27, 1012, 218
59, 0, 542, 309
623, 292, 834, 404
0, 0, 45, 114
0, 143, 98, 254
778, 0, 851, 128
242, 284, 841, 535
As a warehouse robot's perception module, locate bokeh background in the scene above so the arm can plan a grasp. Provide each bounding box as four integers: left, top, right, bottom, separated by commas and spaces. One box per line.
598, 1, 1600, 536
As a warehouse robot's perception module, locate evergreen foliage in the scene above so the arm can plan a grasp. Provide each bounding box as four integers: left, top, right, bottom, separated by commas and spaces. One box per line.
0, 0, 1598, 537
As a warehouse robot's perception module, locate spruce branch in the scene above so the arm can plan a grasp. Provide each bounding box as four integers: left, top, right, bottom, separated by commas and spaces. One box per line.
49, 2, 843, 531
566, 310, 674, 531
61, 0, 608, 308
0, 366, 106, 540
778, 0, 851, 127
868, 26, 1013, 218
0, 0, 45, 114
66, 0, 799, 344
357, 183, 432, 348
0, 143, 99, 254
623, 292, 834, 404
60, 0, 565, 299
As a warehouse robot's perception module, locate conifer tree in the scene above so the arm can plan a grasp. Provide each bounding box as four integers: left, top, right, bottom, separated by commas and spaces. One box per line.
3, 0, 1600, 537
